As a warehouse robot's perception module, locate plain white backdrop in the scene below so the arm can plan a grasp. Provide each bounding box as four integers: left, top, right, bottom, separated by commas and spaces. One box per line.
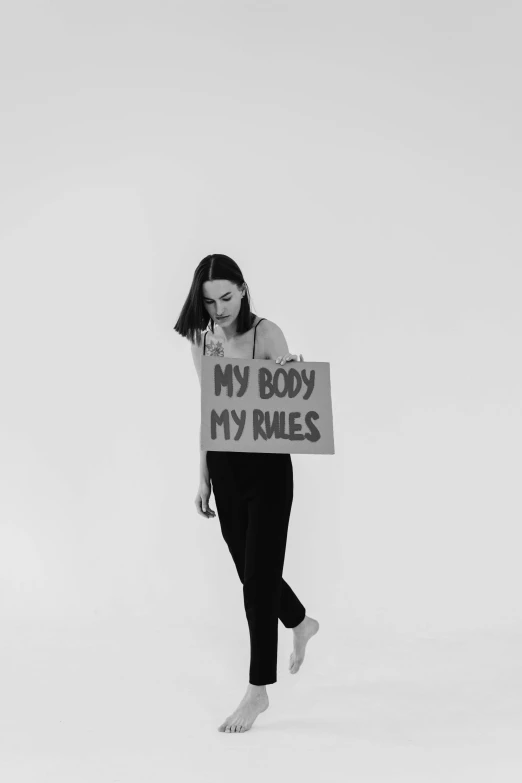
0, 0, 520, 780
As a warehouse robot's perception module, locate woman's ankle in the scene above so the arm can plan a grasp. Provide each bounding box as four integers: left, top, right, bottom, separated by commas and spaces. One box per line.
247, 683, 267, 695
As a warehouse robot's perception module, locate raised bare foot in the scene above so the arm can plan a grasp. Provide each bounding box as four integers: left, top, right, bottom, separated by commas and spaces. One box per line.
289, 615, 320, 674
218, 688, 269, 733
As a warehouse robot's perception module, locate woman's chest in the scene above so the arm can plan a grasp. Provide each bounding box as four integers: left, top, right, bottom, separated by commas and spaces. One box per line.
204, 329, 268, 360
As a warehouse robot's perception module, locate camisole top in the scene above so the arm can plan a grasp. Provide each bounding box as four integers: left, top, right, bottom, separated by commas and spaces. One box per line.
203, 317, 266, 358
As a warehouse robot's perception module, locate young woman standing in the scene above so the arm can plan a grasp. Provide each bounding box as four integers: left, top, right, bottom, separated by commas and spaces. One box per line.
174, 254, 319, 733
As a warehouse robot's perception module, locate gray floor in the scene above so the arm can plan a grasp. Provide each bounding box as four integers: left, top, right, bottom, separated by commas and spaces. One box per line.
1, 620, 520, 782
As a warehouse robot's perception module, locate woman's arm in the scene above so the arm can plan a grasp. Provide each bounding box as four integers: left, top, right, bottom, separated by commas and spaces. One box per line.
190, 338, 210, 484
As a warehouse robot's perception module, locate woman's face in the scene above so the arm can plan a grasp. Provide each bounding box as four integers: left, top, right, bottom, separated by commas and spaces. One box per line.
202, 279, 244, 328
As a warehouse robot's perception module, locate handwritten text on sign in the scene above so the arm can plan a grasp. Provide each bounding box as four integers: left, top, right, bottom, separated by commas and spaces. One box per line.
201, 356, 334, 454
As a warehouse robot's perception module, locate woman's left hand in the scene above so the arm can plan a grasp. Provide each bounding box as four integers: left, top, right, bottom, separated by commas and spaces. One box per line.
275, 353, 304, 365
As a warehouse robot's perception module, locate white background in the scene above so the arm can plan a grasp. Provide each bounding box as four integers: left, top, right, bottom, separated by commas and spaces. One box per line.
1, 1, 521, 780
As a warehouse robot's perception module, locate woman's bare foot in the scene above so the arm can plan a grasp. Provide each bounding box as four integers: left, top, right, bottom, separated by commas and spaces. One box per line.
218, 685, 269, 733
289, 615, 320, 674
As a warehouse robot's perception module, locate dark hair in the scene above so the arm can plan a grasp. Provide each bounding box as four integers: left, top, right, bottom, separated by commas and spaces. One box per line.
173, 254, 257, 347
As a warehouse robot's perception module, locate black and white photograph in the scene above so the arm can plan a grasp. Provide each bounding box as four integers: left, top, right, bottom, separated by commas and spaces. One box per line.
1, 1, 520, 781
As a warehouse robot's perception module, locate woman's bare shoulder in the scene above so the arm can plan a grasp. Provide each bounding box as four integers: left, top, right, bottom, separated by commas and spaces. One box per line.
258, 318, 287, 338
189, 331, 205, 351
257, 317, 278, 335
256, 318, 289, 359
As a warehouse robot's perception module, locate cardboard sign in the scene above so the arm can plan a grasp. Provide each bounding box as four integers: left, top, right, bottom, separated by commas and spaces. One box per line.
201, 356, 334, 454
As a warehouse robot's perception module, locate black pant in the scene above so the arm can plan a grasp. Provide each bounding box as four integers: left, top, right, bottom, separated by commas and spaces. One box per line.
207, 450, 306, 686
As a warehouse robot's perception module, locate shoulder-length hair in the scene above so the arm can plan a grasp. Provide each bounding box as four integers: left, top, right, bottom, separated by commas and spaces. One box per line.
173, 254, 256, 347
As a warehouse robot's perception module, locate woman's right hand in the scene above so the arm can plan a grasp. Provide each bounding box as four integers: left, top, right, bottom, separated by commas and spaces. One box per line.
195, 479, 216, 519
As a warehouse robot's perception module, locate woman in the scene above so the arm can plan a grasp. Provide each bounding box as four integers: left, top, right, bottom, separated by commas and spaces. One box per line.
173, 254, 320, 733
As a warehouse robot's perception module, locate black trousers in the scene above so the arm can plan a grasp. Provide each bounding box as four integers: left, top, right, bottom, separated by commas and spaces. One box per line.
207, 450, 306, 686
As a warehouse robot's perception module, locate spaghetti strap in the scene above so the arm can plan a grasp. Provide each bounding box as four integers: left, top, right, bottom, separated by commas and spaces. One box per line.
203, 330, 207, 355
253, 318, 266, 358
